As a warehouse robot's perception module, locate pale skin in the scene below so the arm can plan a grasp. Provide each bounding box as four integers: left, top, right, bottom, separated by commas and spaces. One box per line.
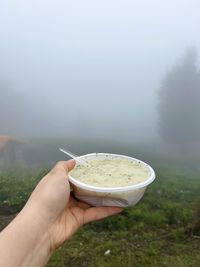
0, 160, 123, 267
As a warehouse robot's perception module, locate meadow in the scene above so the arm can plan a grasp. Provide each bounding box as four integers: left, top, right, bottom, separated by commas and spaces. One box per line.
0, 142, 200, 267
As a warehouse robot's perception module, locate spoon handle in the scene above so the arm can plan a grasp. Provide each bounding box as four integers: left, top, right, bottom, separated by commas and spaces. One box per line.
59, 148, 88, 166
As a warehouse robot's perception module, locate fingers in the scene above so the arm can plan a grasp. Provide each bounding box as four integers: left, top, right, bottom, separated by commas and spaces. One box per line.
77, 201, 91, 209
68, 196, 91, 209
83, 207, 123, 224
51, 160, 76, 174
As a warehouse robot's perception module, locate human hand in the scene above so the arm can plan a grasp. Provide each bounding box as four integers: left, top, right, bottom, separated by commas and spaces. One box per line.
26, 160, 123, 252
0, 160, 123, 267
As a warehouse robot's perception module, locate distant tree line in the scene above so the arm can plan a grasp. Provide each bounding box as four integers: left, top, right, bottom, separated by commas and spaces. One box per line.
158, 47, 200, 154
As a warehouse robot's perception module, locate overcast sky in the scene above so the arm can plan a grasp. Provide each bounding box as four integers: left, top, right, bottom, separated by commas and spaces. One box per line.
0, 0, 200, 142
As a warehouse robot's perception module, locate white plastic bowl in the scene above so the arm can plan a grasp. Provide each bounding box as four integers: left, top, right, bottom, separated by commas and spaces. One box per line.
69, 153, 156, 207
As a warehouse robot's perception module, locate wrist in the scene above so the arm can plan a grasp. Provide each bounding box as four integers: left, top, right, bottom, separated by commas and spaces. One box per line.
0, 202, 52, 267
8, 203, 52, 267
20, 201, 53, 251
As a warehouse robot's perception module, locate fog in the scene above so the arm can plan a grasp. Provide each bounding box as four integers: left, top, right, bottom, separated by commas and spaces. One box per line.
0, 0, 200, 149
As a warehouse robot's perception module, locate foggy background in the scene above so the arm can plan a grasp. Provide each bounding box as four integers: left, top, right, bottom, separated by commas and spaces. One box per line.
0, 0, 200, 166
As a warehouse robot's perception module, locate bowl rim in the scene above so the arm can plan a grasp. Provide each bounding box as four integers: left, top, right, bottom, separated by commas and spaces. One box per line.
68, 153, 156, 193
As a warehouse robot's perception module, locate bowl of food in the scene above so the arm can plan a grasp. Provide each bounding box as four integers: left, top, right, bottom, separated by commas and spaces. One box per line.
69, 153, 155, 207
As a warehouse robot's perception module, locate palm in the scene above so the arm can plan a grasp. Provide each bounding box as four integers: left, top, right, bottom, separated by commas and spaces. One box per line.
49, 195, 122, 250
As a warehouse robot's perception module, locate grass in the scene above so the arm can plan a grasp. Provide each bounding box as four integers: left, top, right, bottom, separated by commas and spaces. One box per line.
0, 165, 200, 266
0, 167, 48, 215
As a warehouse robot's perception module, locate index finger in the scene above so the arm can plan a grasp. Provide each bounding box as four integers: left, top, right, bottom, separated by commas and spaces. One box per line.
83, 206, 123, 224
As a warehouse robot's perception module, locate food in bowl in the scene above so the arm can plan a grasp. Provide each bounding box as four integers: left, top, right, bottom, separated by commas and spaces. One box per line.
70, 158, 150, 188
69, 153, 155, 207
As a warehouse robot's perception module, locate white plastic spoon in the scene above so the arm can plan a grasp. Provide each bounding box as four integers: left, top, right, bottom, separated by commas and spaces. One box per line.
59, 148, 89, 167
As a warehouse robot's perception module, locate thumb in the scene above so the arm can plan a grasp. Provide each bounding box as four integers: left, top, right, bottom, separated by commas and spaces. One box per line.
51, 160, 76, 175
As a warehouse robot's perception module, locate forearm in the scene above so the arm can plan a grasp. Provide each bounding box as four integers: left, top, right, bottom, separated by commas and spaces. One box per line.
0, 203, 52, 267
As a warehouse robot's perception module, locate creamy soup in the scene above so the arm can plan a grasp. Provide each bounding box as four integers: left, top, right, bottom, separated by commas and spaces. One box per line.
70, 158, 150, 188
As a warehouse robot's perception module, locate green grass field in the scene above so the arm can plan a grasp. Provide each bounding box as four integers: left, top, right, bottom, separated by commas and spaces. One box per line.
0, 165, 200, 267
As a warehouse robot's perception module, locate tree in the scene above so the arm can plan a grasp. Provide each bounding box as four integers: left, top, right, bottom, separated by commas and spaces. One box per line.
158, 47, 200, 152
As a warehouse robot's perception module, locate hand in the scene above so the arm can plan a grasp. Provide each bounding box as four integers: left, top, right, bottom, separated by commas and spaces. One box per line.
26, 160, 123, 251
0, 160, 123, 267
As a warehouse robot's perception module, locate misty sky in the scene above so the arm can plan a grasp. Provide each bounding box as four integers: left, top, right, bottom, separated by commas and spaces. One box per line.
0, 0, 200, 142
